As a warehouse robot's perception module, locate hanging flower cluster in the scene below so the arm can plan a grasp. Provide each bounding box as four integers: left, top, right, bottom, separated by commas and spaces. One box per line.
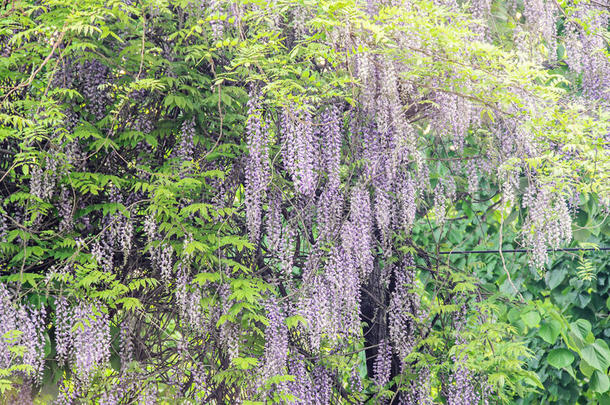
0, 284, 46, 384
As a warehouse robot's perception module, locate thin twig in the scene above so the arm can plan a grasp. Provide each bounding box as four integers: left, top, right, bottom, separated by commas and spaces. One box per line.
2, 23, 67, 103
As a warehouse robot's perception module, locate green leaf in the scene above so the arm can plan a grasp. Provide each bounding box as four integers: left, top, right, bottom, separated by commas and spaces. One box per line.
231, 357, 259, 370
581, 360, 596, 378
545, 267, 567, 290
591, 370, 610, 393
581, 340, 610, 372
285, 315, 306, 329
115, 297, 142, 312
0, 379, 13, 395
569, 319, 593, 350
521, 310, 541, 328
547, 348, 574, 369
193, 272, 221, 285
539, 320, 561, 344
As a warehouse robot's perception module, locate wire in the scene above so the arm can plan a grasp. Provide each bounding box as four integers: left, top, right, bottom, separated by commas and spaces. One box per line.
438, 247, 610, 255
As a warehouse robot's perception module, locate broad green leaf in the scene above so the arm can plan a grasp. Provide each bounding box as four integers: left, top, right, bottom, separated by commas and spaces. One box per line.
591, 370, 610, 393
539, 320, 561, 345
569, 319, 594, 350
521, 310, 541, 328
547, 348, 574, 369
581, 340, 610, 372
545, 268, 567, 290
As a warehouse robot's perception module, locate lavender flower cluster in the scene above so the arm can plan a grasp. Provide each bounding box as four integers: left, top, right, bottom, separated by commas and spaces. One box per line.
245, 91, 270, 241
55, 298, 111, 385
522, 184, 572, 268
564, 4, 610, 101
522, 0, 557, 60
144, 212, 174, 282
30, 155, 58, 201
75, 59, 111, 120
261, 297, 288, 386
286, 355, 332, 404
0, 214, 7, 243
446, 358, 479, 405
388, 255, 419, 361
373, 339, 392, 388
0, 284, 46, 385
343, 185, 374, 279
175, 117, 196, 161
91, 184, 133, 272
435, 90, 472, 153
400, 367, 433, 404
281, 105, 317, 197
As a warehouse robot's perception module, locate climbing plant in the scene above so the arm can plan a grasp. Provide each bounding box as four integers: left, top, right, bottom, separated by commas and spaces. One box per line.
0, 0, 608, 403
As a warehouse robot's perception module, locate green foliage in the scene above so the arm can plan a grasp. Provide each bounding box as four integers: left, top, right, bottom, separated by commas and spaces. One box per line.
0, 0, 608, 403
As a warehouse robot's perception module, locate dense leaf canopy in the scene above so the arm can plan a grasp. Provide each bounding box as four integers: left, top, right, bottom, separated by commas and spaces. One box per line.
0, 0, 608, 403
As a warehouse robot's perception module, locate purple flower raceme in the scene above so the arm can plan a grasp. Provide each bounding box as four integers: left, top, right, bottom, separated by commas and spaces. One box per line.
522, 184, 572, 268
360, 119, 384, 181
523, 0, 557, 59
312, 365, 332, 404
469, 0, 492, 39
349, 366, 362, 394
119, 315, 134, 368
400, 366, 433, 405
320, 105, 342, 189
51, 58, 74, 90
133, 112, 154, 134
266, 189, 283, 252
119, 216, 133, 263
446, 356, 479, 405
375, 177, 392, 248
176, 117, 196, 160
54, 297, 112, 396
343, 185, 374, 279
92, 183, 131, 273
261, 296, 289, 390
396, 171, 417, 233
144, 213, 174, 282
278, 225, 296, 279
72, 300, 111, 384
99, 383, 123, 405
317, 184, 343, 241
435, 90, 472, 153
465, 159, 479, 195
389, 255, 419, 361
281, 105, 318, 197
218, 281, 240, 361
287, 354, 315, 404
30, 155, 58, 201
55, 296, 73, 367
11, 382, 34, 405
208, 0, 224, 40
325, 245, 361, 339
432, 182, 447, 226
298, 253, 331, 351
0, 213, 7, 243
564, 4, 610, 101
245, 90, 270, 241
0, 284, 46, 383
76, 59, 111, 120
373, 339, 392, 389
58, 186, 73, 233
